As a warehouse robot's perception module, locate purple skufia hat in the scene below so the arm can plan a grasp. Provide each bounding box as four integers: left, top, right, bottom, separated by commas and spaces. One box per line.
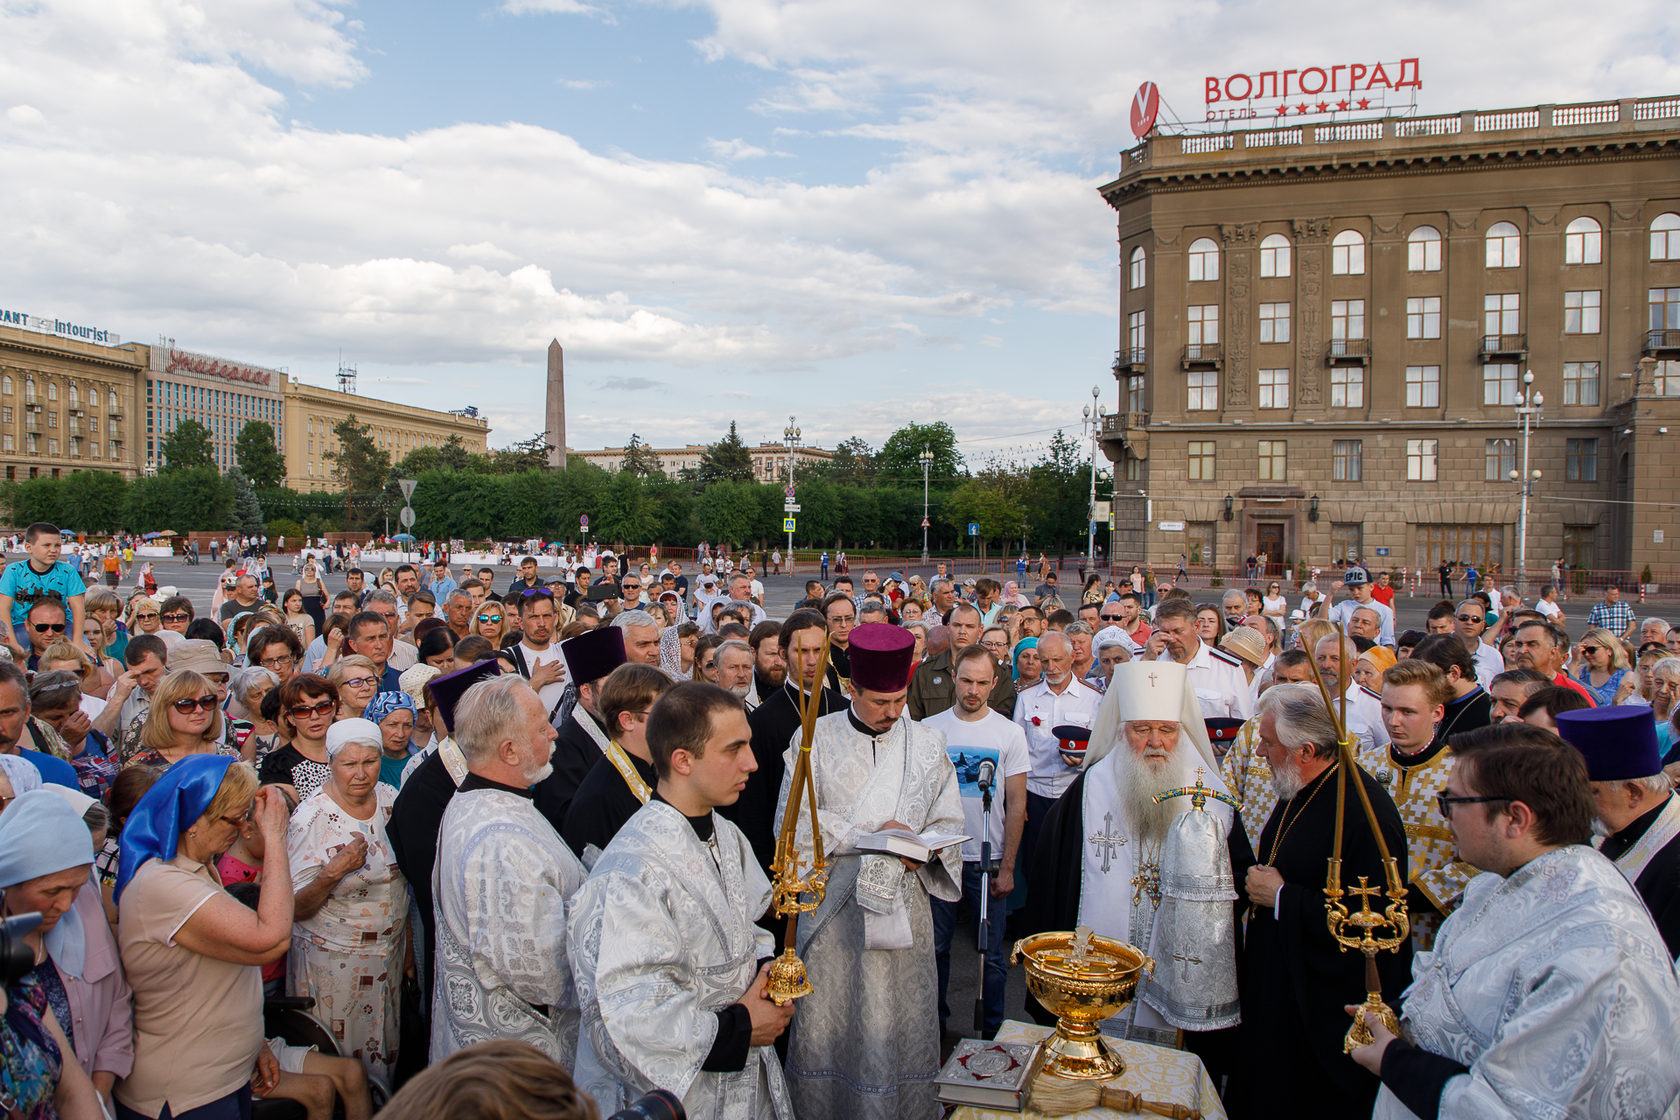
847, 623, 916, 693
1555, 704, 1661, 781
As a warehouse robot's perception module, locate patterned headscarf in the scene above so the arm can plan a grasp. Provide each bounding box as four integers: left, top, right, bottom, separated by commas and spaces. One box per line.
0, 753, 43, 797
364, 691, 417, 727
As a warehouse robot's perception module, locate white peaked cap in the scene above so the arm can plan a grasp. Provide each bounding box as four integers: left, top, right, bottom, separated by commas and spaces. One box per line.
1083, 658, 1218, 775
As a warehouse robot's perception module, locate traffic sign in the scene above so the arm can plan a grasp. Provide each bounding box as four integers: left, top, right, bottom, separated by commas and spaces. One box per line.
1130, 81, 1160, 138
580, 514, 589, 529
968, 523, 979, 537
398, 477, 418, 503
920, 517, 930, 529
783, 517, 797, 532
398, 506, 416, 529
785, 486, 796, 499
784, 502, 801, 513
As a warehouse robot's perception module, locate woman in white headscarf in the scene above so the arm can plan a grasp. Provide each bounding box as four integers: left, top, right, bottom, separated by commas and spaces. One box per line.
0, 751, 44, 811
286, 719, 409, 1084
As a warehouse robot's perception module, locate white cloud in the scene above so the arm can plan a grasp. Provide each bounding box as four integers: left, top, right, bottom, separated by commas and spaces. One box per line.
503, 0, 600, 15
704, 136, 769, 160
555, 77, 605, 90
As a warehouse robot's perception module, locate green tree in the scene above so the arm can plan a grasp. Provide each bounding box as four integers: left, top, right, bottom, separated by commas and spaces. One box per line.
1026, 430, 1090, 555
227, 466, 265, 536
597, 471, 660, 546
813, 436, 875, 487
234, 421, 286, 488
159, 420, 215, 472
324, 414, 391, 527
57, 471, 129, 532
695, 422, 754, 484
489, 433, 553, 475
877, 422, 962, 487
166, 467, 233, 532
696, 480, 759, 545
944, 461, 1029, 555
620, 434, 665, 478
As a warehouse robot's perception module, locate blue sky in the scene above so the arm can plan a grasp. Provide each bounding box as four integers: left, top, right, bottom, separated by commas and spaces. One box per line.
3, 0, 1676, 462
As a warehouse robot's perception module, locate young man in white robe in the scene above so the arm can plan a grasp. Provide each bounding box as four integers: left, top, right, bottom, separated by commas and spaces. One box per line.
1352, 722, 1680, 1119
776, 622, 964, 1120
568, 682, 796, 1120
430, 674, 589, 1065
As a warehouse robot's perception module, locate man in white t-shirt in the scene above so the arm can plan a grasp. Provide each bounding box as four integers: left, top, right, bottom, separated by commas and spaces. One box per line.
924, 644, 1029, 1037
1535, 584, 1566, 626
508, 589, 567, 720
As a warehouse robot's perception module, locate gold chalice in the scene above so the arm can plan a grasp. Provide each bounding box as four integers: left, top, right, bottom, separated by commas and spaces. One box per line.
1011, 926, 1154, 1080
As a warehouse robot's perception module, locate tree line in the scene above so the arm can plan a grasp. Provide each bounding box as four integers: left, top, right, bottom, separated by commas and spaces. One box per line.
3, 416, 1108, 555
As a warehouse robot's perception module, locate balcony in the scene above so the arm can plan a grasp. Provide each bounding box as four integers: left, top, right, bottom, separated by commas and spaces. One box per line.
1480, 333, 1528, 359
1181, 343, 1223, 370
1325, 338, 1370, 365
1112, 347, 1147, 376
1646, 329, 1680, 356
24, 416, 40, 433
108, 411, 124, 423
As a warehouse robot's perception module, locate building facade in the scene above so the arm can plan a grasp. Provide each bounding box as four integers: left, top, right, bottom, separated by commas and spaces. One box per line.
284, 381, 491, 492
0, 321, 146, 481
145, 345, 287, 476
1099, 95, 1680, 580
573, 442, 832, 481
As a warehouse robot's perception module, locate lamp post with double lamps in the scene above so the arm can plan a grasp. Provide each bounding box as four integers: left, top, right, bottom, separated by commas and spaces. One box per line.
1081, 386, 1107, 574
1508, 370, 1543, 593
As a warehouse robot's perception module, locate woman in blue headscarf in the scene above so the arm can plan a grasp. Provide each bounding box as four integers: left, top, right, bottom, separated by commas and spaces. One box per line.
1, 787, 134, 1114
1012, 636, 1041, 691
363, 692, 417, 790
114, 756, 295, 1120
0, 789, 104, 1120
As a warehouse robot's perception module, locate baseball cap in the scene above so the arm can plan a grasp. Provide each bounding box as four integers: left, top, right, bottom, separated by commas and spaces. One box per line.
1343, 566, 1371, 586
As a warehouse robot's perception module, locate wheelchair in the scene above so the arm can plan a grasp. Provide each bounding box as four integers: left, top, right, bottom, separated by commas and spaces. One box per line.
250, 994, 392, 1120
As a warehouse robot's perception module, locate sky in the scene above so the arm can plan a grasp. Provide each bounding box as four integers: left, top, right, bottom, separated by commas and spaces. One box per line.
3, 0, 1677, 463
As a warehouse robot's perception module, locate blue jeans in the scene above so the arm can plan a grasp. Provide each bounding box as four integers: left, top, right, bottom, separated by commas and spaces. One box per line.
932, 862, 1010, 1036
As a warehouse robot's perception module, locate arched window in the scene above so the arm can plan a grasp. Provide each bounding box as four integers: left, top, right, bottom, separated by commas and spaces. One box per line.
1129, 246, 1146, 290
46, 381, 57, 402
67, 383, 78, 408
1564, 217, 1602, 265
1, 375, 10, 394
1331, 230, 1365, 275
1187, 237, 1219, 282
1408, 226, 1442, 272
1486, 221, 1522, 268
109, 388, 118, 408
1259, 233, 1292, 278
1652, 213, 1680, 262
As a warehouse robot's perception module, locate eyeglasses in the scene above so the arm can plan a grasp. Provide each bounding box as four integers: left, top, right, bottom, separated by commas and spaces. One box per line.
1581, 645, 1605, 654
477, 614, 503, 624
162, 612, 191, 623
1100, 614, 1123, 622
1456, 614, 1485, 623
1436, 792, 1511, 817
220, 805, 253, 828
342, 677, 378, 690
288, 700, 337, 719
32, 621, 68, 632
133, 611, 160, 621
172, 695, 220, 714
260, 655, 297, 669
518, 587, 555, 599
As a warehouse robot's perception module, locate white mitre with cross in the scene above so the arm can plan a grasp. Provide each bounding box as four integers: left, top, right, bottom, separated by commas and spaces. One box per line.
1082, 659, 1220, 775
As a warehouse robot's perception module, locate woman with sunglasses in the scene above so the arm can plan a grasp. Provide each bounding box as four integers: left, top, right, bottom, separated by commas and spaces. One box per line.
126, 670, 239, 770
257, 676, 341, 801
126, 596, 165, 641
1573, 627, 1637, 706
1261, 580, 1289, 626
327, 656, 383, 722
472, 603, 509, 647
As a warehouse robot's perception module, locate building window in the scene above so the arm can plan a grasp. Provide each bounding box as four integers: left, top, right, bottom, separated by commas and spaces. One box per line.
46, 382, 57, 402
1187, 441, 1215, 481
88, 416, 97, 433
109, 388, 117, 408
1417, 524, 1504, 571
1332, 439, 1363, 481
1, 435, 10, 452
1126, 374, 1145, 412
0, 407, 7, 424
1563, 361, 1601, 406
1123, 453, 1139, 482
1257, 440, 1286, 481
1329, 367, 1364, 408
1564, 216, 1602, 265
1258, 368, 1289, 409
1406, 296, 1441, 339
47, 438, 58, 455
1483, 362, 1521, 406
1330, 523, 1363, 565
1651, 213, 1680, 261
1405, 365, 1440, 407
1484, 293, 1520, 336
1563, 290, 1601, 334
1407, 439, 1438, 481
1259, 233, 1291, 278
1187, 369, 1219, 411
1258, 302, 1291, 344
1128, 310, 1147, 355
0, 376, 9, 394
67, 385, 78, 408
46, 412, 57, 429
1408, 225, 1442, 272
1331, 230, 1366, 275
1187, 304, 1219, 346
1562, 525, 1596, 575
1129, 247, 1146, 290
1484, 438, 1517, 480
1486, 221, 1522, 268
1187, 237, 1219, 282
1652, 288, 1680, 332
25, 435, 36, 454
1331, 300, 1365, 341
1654, 360, 1680, 397
1186, 522, 1216, 567
1566, 438, 1598, 482
109, 442, 118, 459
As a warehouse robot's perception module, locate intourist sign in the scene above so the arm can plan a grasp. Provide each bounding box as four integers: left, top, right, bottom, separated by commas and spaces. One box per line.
149, 346, 279, 388
1203, 58, 1422, 122
0, 306, 122, 345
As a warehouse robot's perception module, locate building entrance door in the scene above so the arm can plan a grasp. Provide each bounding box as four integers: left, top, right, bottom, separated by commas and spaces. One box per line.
1255, 522, 1285, 576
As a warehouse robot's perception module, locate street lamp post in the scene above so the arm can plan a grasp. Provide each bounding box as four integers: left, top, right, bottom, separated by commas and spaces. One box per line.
1082, 386, 1108, 574
920, 445, 933, 563
783, 415, 800, 568
1509, 369, 1543, 593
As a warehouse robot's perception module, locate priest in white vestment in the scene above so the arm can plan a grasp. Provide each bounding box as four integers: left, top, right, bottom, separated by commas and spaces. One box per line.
778, 623, 963, 1120
1023, 660, 1252, 1045
431, 675, 588, 1065
569, 682, 795, 1120
1352, 723, 1680, 1119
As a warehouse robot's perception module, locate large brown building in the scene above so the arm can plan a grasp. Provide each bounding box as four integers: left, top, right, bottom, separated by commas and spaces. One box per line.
0, 319, 147, 482
284, 381, 490, 492
1098, 95, 1680, 582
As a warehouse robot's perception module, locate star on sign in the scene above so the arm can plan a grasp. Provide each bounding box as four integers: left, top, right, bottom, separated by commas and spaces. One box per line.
1297, 102, 1310, 114
1337, 98, 1351, 111
1316, 101, 1330, 113
1358, 97, 1371, 110
1276, 105, 1289, 116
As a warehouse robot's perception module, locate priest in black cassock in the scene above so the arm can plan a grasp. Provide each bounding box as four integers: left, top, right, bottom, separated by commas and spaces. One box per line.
722, 609, 844, 877
1229, 682, 1410, 1120
1557, 705, 1680, 955
386, 658, 503, 1008
560, 662, 674, 867
532, 625, 625, 831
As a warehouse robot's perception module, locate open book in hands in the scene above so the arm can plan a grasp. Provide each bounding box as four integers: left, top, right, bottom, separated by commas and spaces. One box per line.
854, 827, 969, 864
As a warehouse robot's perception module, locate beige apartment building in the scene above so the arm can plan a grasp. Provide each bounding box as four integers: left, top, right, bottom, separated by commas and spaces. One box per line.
573, 441, 832, 481
284, 380, 491, 492
1098, 95, 1680, 580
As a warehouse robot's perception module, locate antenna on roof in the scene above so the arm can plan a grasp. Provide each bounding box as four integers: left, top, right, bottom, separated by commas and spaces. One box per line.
337, 350, 357, 395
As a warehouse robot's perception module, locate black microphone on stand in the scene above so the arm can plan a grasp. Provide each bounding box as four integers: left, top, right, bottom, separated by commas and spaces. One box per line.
973, 757, 998, 1036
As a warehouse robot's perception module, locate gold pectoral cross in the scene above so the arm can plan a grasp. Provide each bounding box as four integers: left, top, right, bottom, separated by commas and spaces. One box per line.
1131, 861, 1162, 907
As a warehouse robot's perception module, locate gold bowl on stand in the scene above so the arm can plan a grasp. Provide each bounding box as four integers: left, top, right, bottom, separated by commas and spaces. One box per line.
1011, 926, 1154, 1080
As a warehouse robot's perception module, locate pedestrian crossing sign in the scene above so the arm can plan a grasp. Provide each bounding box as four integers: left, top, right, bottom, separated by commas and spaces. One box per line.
783, 517, 797, 532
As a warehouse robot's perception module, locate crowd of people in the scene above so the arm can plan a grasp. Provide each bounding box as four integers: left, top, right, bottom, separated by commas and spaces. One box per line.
1, 516, 1678, 1120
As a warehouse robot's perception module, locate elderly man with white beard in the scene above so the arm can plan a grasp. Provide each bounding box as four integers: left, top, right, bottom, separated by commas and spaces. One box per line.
715, 639, 760, 711
1024, 660, 1255, 1047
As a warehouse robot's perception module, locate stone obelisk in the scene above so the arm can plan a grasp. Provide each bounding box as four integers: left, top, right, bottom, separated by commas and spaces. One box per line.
546, 339, 567, 469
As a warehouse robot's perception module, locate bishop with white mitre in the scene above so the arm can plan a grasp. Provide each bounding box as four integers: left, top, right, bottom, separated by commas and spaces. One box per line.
1024, 659, 1255, 1045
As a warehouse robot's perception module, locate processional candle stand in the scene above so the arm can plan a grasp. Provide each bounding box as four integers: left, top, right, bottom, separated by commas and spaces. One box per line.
765, 637, 833, 1005
1306, 624, 1409, 1051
